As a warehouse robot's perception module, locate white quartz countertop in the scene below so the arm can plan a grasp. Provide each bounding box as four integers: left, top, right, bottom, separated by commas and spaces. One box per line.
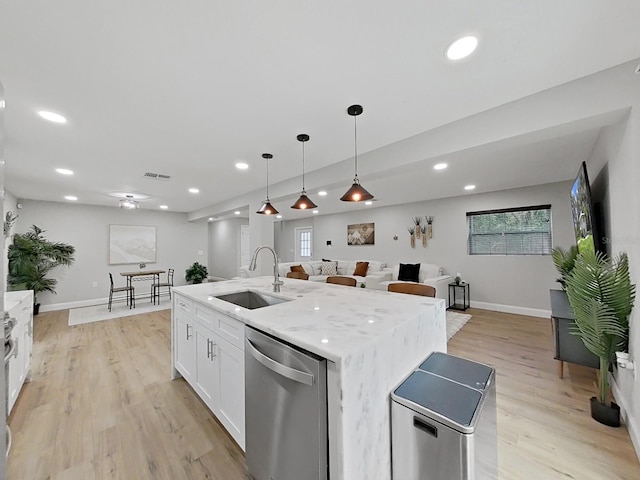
5, 290, 33, 313
173, 277, 444, 362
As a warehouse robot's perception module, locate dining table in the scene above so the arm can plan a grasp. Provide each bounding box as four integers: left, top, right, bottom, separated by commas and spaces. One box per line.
120, 269, 166, 305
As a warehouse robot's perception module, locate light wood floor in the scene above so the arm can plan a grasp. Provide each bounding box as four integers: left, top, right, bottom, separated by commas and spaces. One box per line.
8, 308, 640, 479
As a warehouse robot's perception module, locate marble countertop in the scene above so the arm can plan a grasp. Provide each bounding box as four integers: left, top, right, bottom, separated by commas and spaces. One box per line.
5, 290, 33, 313
173, 276, 444, 362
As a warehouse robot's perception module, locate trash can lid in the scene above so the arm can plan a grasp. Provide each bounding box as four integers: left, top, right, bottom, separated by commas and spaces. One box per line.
419, 352, 492, 391
392, 370, 483, 432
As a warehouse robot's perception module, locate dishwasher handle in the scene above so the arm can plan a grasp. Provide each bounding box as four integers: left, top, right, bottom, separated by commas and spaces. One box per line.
246, 338, 314, 386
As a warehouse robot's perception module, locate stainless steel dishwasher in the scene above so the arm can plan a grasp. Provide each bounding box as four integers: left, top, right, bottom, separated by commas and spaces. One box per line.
245, 326, 328, 480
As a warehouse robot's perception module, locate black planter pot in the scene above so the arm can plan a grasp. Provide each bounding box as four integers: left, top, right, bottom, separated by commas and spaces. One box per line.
590, 397, 620, 427
33, 303, 40, 315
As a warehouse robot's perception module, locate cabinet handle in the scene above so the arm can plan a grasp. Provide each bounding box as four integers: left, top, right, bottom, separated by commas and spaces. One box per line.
211, 342, 217, 360
207, 338, 212, 359
186, 324, 192, 340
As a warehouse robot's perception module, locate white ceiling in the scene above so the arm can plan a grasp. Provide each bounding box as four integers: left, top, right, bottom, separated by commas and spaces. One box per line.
1, 1, 640, 217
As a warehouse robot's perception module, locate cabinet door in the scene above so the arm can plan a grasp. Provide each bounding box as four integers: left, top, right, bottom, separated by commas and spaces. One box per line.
195, 325, 220, 412
174, 311, 196, 382
8, 321, 25, 414
216, 335, 245, 449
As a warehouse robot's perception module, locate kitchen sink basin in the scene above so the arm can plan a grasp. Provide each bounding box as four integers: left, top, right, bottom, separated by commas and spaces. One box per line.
214, 290, 291, 310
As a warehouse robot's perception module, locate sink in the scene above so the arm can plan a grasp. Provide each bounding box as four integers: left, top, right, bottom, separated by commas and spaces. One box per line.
214, 291, 291, 310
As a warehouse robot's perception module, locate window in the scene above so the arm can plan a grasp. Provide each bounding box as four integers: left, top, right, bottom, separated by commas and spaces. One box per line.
467, 205, 552, 255
300, 230, 312, 257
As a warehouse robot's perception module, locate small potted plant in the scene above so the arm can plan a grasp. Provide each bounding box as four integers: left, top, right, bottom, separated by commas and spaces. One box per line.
551, 245, 578, 290
185, 262, 208, 284
564, 250, 635, 427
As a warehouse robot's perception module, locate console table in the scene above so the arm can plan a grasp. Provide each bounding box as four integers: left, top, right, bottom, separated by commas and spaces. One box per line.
550, 289, 598, 378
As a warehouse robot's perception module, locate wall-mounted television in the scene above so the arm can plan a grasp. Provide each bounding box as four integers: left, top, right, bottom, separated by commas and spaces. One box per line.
570, 161, 600, 254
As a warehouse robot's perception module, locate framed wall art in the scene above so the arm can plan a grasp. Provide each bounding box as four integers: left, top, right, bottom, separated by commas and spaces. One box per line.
109, 224, 157, 264
347, 222, 375, 245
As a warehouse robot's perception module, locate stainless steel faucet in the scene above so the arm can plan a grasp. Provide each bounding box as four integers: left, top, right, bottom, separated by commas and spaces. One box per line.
248, 246, 284, 292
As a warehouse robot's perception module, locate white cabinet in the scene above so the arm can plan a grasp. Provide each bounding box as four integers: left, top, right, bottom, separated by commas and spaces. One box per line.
6, 290, 34, 415
172, 292, 246, 449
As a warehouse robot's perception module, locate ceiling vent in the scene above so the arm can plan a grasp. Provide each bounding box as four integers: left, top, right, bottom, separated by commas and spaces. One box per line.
143, 172, 172, 181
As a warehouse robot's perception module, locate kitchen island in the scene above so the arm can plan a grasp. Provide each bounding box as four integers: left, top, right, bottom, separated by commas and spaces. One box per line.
171, 276, 446, 480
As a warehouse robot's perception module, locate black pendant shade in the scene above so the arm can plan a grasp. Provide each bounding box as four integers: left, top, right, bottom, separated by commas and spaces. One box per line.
257, 153, 279, 215
341, 104, 373, 202
291, 133, 317, 210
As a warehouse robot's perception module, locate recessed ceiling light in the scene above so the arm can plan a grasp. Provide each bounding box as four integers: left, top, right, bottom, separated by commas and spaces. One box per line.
276, 214, 283, 219
38, 110, 67, 123
318, 191, 327, 196
312, 210, 319, 214
56, 168, 74, 175
235, 162, 249, 170
234, 211, 241, 215
433, 163, 448, 170
159, 205, 168, 210
365, 201, 373, 205
189, 188, 200, 194
208, 217, 213, 221
64, 195, 77, 201
446, 36, 478, 60
464, 184, 476, 191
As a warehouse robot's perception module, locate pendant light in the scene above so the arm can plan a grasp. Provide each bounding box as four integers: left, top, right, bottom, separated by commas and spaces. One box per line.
257, 153, 279, 215
291, 134, 317, 210
119, 194, 140, 209
340, 104, 374, 202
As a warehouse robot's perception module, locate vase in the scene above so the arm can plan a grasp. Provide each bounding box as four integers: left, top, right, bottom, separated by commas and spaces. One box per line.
590, 397, 620, 427
415, 227, 421, 240
410, 235, 415, 248
422, 235, 427, 247
427, 224, 433, 239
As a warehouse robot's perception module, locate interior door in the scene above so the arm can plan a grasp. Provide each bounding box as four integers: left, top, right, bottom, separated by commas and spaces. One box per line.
294, 227, 313, 263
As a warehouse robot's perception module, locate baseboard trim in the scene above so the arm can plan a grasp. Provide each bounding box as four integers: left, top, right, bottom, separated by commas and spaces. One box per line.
611, 374, 640, 461
40, 298, 107, 312
471, 301, 550, 318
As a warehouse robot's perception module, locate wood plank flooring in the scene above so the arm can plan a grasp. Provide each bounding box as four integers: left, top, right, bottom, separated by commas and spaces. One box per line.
8, 307, 640, 479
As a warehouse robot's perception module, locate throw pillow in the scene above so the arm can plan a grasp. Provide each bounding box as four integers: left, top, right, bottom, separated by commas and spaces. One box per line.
398, 263, 420, 283
290, 265, 305, 273
353, 261, 369, 277
322, 258, 332, 262
321, 261, 338, 276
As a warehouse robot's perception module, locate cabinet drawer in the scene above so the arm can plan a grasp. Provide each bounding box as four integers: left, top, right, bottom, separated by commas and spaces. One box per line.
175, 296, 193, 315
194, 303, 214, 328
216, 315, 245, 350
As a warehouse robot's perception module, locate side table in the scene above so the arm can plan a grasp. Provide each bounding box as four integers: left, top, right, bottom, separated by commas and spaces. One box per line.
448, 282, 470, 311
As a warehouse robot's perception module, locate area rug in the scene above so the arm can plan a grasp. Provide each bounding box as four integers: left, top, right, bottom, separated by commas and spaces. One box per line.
68, 300, 171, 326
446, 311, 472, 341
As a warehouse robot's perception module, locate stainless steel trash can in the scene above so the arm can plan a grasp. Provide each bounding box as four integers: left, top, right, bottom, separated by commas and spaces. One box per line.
391, 352, 498, 480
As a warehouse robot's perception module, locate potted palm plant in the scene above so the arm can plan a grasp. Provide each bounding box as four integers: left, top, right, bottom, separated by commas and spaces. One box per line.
8, 225, 76, 314
185, 262, 208, 284
564, 250, 635, 427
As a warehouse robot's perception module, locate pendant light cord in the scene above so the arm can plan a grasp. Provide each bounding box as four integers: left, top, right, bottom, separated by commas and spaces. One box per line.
302, 141, 306, 191
266, 157, 270, 200
354, 114, 359, 181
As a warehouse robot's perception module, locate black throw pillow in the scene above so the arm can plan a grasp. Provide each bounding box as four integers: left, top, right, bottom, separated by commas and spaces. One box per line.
398, 263, 420, 283
322, 258, 332, 262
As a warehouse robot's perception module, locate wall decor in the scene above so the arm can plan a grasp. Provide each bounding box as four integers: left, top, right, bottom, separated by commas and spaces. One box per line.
421, 226, 427, 247
347, 223, 375, 245
412, 216, 422, 239
407, 227, 415, 248
109, 224, 157, 265
426, 216, 434, 238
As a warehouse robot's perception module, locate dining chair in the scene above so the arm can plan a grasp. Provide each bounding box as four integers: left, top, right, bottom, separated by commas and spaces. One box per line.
152, 268, 174, 304
108, 273, 135, 312
286, 271, 309, 280
387, 282, 436, 297
326, 276, 357, 287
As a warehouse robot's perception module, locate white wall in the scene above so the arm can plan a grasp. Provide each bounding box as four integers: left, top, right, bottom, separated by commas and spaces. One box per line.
3, 189, 18, 279
276, 181, 575, 312
13, 200, 208, 309
590, 109, 640, 455
208, 217, 248, 279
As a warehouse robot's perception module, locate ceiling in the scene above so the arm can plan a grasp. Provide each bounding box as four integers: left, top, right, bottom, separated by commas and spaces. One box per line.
1, 1, 640, 219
